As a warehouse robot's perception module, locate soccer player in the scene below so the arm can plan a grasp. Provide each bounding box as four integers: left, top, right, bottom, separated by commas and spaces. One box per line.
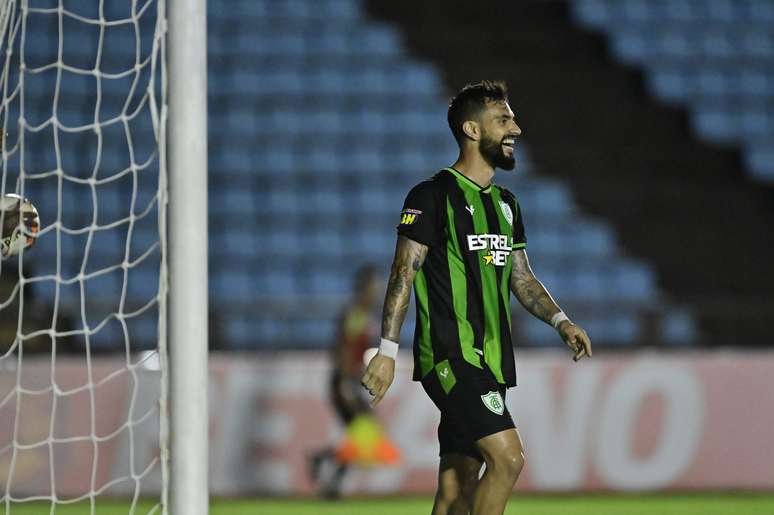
310, 265, 398, 497
361, 81, 592, 515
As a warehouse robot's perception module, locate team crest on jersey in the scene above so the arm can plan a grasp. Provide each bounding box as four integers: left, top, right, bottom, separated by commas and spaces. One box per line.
499, 200, 513, 226
400, 208, 422, 225
481, 391, 504, 416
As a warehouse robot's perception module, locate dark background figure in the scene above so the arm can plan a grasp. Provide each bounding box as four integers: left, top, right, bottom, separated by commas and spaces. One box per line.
309, 264, 383, 498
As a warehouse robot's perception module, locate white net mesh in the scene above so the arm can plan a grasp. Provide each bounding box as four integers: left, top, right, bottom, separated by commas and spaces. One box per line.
0, 0, 167, 512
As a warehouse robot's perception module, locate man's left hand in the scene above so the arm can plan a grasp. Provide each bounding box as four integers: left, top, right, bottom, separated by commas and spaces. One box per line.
558, 321, 592, 362
361, 354, 395, 406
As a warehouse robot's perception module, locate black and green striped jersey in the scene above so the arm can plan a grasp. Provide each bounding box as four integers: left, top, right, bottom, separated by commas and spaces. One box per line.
397, 167, 526, 387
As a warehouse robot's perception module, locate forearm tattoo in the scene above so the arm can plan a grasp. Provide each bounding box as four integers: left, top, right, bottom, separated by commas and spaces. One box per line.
510, 249, 562, 325
382, 236, 428, 342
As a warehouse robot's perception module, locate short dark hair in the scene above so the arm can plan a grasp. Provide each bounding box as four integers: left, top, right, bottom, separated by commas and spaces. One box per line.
447, 80, 509, 144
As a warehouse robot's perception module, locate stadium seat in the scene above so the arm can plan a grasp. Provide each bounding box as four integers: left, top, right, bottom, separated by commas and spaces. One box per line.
572, 0, 774, 180
15, 0, 694, 350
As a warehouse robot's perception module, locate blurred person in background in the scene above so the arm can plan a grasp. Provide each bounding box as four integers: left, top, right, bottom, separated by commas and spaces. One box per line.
309, 264, 400, 498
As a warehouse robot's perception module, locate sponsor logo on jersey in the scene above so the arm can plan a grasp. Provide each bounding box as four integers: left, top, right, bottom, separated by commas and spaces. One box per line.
400, 208, 422, 225
499, 200, 513, 226
467, 233, 512, 266
481, 391, 505, 415
465, 204, 475, 216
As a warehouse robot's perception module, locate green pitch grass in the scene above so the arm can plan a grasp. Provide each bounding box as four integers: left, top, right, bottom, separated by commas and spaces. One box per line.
4, 493, 774, 514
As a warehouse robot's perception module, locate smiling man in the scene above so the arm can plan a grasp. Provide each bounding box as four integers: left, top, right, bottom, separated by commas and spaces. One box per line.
361, 80, 592, 515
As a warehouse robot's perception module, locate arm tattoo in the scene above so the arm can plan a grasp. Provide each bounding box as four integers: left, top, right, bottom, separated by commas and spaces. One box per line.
382, 236, 428, 342
510, 249, 562, 325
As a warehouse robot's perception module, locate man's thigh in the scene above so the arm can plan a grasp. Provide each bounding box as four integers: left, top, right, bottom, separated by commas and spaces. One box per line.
475, 427, 525, 464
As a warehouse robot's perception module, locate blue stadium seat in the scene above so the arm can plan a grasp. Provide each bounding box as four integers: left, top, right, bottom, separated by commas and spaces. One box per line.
214, 271, 255, 304
289, 318, 336, 347
745, 142, 774, 180
310, 270, 348, 296
309, 230, 344, 260
264, 269, 296, 296
306, 189, 344, 216
661, 309, 697, 344
266, 230, 302, 257
614, 262, 657, 301
127, 267, 160, 302
223, 317, 252, 345
267, 191, 301, 215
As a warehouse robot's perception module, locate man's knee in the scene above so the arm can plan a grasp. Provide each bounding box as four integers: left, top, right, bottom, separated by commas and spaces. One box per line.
436, 457, 481, 510
504, 448, 525, 479
487, 447, 524, 482
477, 429, 525, 481
438, 471, 476, 498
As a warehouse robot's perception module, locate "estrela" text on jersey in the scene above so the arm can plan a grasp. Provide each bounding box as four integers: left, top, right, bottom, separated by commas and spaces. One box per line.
466, 234, 513, 266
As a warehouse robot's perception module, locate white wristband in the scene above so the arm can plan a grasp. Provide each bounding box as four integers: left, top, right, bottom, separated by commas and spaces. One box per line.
378, 338, 399, 360
550, 312, 570, 330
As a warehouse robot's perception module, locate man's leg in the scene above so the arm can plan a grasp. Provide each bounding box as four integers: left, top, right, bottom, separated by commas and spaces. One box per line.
471, 428, 525, 515
432, 453, 483, 515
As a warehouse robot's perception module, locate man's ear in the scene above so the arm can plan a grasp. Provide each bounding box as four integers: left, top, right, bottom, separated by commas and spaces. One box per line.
462, 120, 480, 142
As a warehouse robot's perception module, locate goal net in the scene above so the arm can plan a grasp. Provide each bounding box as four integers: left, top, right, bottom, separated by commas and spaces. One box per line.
0, 0, 167, 512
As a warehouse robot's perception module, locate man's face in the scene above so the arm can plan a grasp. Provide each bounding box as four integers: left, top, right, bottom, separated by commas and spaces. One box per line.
478, 101, 521, 171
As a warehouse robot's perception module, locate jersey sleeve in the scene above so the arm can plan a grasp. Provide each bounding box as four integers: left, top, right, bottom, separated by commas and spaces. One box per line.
512, 202, 527, 250
500, 188, 526, 250
396, 181, 443, 247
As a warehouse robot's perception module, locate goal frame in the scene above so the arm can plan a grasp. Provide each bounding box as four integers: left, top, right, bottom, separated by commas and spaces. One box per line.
166, 0, 209, 513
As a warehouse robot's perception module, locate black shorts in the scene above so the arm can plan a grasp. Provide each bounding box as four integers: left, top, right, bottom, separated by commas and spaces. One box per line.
421, 362, 515, 461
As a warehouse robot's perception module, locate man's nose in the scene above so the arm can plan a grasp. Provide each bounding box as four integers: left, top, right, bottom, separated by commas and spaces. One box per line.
513, 122, 522, 136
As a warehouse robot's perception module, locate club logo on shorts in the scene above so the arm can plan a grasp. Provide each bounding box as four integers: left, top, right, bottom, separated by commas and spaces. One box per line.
481, 391, 504, 416
499, 201, 513, 226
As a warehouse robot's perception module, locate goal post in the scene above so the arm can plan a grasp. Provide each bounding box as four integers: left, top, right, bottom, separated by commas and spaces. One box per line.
166, 0, 209, 513
0, 0, 208, 512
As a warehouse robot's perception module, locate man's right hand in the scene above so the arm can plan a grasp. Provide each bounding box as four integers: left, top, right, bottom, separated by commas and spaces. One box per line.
361, 354, 395, 406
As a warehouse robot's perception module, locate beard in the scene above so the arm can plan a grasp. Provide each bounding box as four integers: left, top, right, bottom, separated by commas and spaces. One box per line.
480, 133, 516, 171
